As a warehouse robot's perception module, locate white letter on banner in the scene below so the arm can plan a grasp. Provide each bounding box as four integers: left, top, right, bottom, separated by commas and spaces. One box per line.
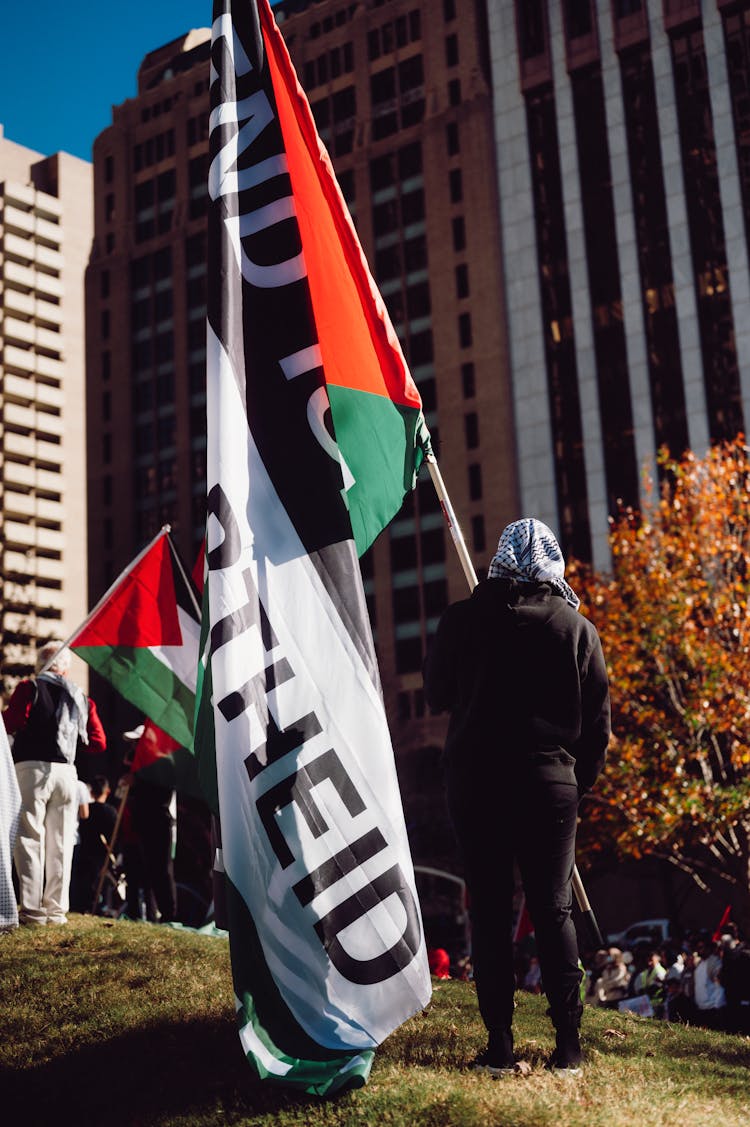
210, 13, 253, 87
209, 91, 285, 201
280, 348, 355, 501
224, 202, 307, 289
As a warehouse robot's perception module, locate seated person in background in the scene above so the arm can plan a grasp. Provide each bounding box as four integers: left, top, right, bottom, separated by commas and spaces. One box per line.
594, 948, 630, 1008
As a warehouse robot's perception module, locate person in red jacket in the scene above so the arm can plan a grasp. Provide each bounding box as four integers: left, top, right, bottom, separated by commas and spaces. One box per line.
424, 519, 610, 1074
3, 641, 106, 925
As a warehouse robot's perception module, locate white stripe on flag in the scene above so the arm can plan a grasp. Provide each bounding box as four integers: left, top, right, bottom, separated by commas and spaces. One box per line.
238, 1017, 292, 1077
147, 607, 201, 693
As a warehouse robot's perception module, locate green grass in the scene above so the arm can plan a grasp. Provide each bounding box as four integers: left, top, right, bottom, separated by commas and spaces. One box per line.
2, 916, 749, 1126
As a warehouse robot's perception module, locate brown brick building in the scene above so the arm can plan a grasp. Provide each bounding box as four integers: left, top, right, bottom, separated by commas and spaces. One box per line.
85, 3, 518, 866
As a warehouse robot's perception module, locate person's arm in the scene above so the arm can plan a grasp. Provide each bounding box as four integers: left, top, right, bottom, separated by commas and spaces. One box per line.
423, 604, 463, 714
86, 698, 107, 753
570, 630, 611, 793
2, 680, 35, 734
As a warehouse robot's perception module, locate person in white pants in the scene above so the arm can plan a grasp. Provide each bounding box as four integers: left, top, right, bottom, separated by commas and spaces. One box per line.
13, 760, 79, 925
3, 642, 107, 925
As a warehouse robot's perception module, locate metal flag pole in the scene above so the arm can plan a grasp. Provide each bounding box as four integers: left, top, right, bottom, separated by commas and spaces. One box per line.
423, 452, 604, 947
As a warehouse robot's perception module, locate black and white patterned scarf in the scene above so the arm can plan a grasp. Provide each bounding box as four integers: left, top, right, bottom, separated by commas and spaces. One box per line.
487, 518, 580, 610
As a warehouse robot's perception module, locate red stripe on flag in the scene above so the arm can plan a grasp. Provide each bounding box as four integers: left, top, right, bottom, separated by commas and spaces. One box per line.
71, 535, 181, 648
259, 0, 421, 411
131, 719, 181, 773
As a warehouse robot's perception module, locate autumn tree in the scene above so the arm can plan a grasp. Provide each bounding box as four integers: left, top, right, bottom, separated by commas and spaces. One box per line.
574, 438, 750, 931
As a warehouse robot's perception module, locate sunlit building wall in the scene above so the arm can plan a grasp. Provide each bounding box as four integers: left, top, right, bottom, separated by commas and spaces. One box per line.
0, 129, 92, 690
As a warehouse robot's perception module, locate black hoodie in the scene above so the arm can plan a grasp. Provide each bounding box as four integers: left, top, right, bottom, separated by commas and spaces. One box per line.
423, 578, 610, 793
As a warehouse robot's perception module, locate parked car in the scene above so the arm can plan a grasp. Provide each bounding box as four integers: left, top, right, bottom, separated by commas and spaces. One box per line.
606, 918, 672, 950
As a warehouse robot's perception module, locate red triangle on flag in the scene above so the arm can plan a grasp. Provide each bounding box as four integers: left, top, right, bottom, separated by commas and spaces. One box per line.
72, 534, 182, 648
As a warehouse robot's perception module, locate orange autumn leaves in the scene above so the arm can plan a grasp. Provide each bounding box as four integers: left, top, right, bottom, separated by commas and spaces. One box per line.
573, 438, 750, 901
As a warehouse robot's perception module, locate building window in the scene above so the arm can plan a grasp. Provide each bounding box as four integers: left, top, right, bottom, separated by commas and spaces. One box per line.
671, 27, 743, 442
525, 86, 590, 561
443, 0, 456, 18
564, 0, 593, 39
571, 66, 639, 515
448, 78, 462, 106
445, 33, 459, 67
455, 263, 469, 299
458, 311, 472, 348
468, 462, 482, 500
449, 168, 463, 204
461, 361, 475, 398
464, 412, 479, 449
452, 215, 466, 252
104, 155, 114, 183
446, 121, 459, 155
100, 271, 110, 299
517, 0, 546, 59
620, 45, 687, 459
101, 310, 110, 339
472, 515, 486, 553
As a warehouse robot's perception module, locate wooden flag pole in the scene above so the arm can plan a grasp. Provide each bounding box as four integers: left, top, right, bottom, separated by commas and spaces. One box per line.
90, 781, 131, 915
424, 453, 603, 943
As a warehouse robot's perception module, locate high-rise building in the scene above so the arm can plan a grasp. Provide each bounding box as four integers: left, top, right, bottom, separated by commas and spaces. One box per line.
86, 29, 212, 605
0, 128, 92, 690
86, 6, 518, 861
489, 0, 750, 568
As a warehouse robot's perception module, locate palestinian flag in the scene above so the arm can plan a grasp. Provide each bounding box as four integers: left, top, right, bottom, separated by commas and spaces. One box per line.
195, 0, 432, 1097
68, 529, 201, 751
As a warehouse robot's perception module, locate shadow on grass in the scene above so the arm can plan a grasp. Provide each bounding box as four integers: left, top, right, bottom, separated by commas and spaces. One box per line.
589, 1021, 750, 1070
0, 1013, 326, 1126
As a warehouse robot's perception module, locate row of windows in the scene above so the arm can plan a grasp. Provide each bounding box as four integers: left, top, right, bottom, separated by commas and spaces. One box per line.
133, 129, 175, 172
141, 96, 174, 123
187, 113, 209, 147
367, 10, 422, 61
303, 41, 354, 89
307, 4, 357, 39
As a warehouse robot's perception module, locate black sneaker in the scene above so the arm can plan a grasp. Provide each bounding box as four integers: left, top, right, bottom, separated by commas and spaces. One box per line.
471, 1049, 517, 1077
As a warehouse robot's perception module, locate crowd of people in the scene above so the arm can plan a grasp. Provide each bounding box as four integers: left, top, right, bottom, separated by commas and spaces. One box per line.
0, 642, 181, 931
512, 926, 750, 1034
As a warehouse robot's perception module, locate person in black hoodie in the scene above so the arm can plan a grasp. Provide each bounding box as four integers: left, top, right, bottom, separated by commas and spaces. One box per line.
423, 518, 610, 1074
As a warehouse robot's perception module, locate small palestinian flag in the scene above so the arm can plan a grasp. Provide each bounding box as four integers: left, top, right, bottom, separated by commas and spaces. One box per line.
69, 528, 201, 750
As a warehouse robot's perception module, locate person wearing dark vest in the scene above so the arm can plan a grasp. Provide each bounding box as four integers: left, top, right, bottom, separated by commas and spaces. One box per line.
424, 519, 610, 1075
3, 641, 106, 925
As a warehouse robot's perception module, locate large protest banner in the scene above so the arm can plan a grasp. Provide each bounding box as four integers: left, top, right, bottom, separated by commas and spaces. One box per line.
195, 0, 432, 1096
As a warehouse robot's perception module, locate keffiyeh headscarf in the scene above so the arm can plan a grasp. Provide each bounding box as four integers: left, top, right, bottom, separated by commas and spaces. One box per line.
487, 518, 580, 609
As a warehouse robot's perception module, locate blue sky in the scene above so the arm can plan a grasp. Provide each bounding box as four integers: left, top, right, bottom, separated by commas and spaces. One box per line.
0, 1, 217, 162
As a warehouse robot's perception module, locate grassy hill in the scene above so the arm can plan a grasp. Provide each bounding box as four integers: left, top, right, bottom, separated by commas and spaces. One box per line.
1, 916, 749, 1127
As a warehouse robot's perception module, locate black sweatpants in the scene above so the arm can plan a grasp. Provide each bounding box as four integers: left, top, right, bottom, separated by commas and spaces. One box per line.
447, 773, 581, 1033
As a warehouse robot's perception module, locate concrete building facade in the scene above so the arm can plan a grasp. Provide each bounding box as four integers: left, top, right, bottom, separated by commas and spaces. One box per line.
0, 128, 92, 690
489, 0, 750, 568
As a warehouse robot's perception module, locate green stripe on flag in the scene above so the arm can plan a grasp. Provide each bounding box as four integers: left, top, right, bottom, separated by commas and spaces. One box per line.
328, 385, 427, 556
225, 875, 374, 1096
74, 646, 195, 750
